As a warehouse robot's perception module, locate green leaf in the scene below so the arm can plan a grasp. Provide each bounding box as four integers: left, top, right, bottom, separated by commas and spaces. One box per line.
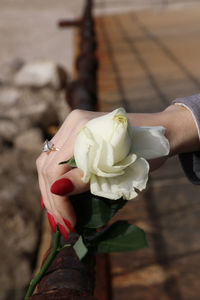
70, 192, 127, 232
59, 157, 77, 167
68, 157, 77, 167
90, 220, 148, 253
73, 236, 88, 260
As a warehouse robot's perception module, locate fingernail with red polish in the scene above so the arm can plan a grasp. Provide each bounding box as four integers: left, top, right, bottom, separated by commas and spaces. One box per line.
50, 178, 74, 196
40, 195, 44, 210
63, 218, 75, 232
47, 212, 57, 233
58, 223, 68, 240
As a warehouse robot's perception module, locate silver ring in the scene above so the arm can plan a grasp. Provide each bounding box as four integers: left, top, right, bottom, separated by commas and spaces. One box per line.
42, 140, 59, 153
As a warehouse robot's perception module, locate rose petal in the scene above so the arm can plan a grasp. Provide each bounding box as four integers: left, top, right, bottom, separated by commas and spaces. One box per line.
91, 138, 137, 177
100, 152, 137, 174
110, 120, 131, 163
86, 108, 126, 140
90, 158, 149, 200
91, 139, 121, 177
86, 108, 131, 163
74, 127, 95, 183
131, 126, 170, 160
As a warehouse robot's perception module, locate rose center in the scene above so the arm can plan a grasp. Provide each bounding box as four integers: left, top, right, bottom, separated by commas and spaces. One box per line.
113, 115, 127, 127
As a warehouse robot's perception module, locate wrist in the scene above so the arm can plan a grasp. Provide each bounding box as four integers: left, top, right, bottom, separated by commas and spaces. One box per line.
161, 104, 200, 156
128, 105, 200, 157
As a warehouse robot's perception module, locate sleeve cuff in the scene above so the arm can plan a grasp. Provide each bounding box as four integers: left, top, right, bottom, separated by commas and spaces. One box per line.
179, 152, 200, 184
172, 93, 200, 184
172, 93, 200, 142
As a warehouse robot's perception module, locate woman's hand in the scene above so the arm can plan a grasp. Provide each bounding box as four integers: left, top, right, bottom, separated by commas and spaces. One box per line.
36, 104, 199, 239
36, 108, 168, 239
36, 109, 103, 238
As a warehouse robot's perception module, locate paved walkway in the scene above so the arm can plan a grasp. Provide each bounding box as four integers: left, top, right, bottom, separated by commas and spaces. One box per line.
96, 7, 200, 300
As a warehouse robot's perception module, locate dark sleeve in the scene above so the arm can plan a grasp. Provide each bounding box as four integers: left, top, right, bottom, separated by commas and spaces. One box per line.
172, 94, 200, 184
179, 152, 200, 184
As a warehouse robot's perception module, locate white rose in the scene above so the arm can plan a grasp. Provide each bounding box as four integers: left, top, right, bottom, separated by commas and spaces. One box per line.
74, 108, 169, 200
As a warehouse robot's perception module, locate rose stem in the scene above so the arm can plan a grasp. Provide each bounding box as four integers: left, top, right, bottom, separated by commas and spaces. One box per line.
24, 226, 61, 300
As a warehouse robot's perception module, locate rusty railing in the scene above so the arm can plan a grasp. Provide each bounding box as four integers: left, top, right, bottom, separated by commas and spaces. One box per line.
28, 1, 110, 299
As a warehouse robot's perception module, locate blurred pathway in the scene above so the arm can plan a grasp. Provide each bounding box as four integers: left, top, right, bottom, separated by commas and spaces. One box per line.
96, 7, 200, 300
1, 0, 199, 76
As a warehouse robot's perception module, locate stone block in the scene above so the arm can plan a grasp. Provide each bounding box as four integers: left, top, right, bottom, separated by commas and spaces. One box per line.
14, 61, 67, 89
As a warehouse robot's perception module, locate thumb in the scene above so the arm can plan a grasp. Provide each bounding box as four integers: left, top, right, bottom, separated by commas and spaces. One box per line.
50, 168, 90, 196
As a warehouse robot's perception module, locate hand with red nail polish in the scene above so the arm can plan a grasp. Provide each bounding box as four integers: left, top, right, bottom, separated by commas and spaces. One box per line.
58, 223, 68, 240
51, 178, 74, 196
36, 110, 102, 234
47, 212, 57, 233
40, 195, 44, 210
36, 105, 200, 241
63, 218, 75, 233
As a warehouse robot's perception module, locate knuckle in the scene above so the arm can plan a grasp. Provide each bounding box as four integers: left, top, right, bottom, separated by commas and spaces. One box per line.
72, 108, 82, 115
68, 110, 91, 130
69, 109, 82, 119
36, 155, 44, 170
70, 109, 88, 120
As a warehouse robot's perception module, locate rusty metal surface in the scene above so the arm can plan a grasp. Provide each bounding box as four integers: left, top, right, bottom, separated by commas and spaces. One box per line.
28, 288, 97, 300
29, 233, 97, 299
58, 20, 82, 27
65, 0, 98, 111
36, 235, 95, 295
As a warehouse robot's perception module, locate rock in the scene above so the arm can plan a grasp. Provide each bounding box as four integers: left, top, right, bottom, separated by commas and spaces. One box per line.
0, 149, 41, 300
14, 61, 67, 89
0, 120, 19, 142
0, 58, 25, 85
20, 102, 58, 130
0, 61, 70, 300
55, 90, 71, 123
0, 88, 19, 107
3, 89, 59, 132
16, 118, 33, 134
15, 128, 43, 155
9, 57, 25, 73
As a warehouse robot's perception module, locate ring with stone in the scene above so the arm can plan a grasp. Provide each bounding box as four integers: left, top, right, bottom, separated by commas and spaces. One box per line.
42, 140, 59, 153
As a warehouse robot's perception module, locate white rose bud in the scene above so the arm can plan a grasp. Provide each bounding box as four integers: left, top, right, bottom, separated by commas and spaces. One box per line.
74, 108, 169, 200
